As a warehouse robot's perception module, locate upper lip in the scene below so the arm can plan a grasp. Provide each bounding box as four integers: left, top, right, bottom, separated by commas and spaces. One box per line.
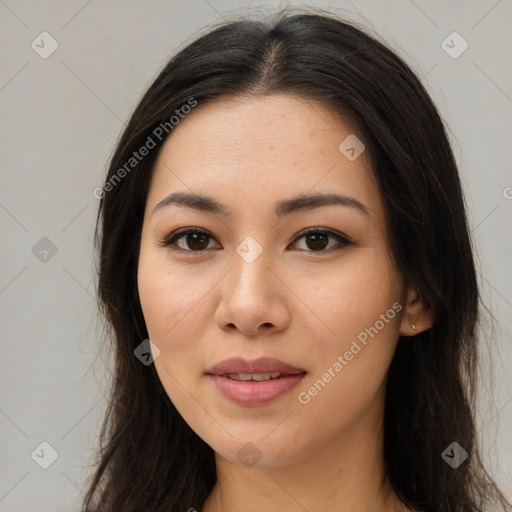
207, 357, 306, 376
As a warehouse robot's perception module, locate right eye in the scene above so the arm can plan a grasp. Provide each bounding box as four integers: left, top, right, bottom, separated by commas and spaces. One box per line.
160, 228, 221, 252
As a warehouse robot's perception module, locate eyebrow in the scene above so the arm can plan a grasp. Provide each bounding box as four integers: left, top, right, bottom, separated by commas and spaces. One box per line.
151, 191, 371, 218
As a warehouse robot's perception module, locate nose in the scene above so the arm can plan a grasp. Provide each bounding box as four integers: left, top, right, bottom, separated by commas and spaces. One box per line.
214, 244, 291, 337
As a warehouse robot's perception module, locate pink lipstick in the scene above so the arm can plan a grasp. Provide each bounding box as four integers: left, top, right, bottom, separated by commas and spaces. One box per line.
206, 357, 306, 406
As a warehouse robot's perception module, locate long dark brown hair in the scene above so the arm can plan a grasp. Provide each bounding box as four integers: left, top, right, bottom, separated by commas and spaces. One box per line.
83, 7, 512, 512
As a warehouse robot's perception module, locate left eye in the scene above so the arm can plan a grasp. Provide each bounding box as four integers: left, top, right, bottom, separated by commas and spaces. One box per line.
161, 228, 352, 253
292, 228, 352, 252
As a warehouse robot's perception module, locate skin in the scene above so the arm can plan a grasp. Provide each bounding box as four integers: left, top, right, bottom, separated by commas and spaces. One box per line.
137, 94, 434, 512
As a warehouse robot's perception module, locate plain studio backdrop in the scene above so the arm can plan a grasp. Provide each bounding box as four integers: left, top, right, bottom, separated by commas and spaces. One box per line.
0, 1, 511, 510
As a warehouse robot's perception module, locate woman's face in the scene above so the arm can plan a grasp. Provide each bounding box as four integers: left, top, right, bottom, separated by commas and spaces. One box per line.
138, 94, 413, 468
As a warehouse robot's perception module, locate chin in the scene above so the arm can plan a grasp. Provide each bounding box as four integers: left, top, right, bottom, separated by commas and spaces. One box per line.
208, 433, 307, 469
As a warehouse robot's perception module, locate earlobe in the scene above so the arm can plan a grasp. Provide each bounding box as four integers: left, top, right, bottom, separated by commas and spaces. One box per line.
398, 285, 435, 337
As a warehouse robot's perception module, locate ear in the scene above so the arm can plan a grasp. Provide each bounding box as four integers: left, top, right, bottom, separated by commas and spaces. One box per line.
398, 285, 435, 337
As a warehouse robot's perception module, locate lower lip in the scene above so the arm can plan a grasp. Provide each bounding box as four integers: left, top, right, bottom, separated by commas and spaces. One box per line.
208, 373, 306, 406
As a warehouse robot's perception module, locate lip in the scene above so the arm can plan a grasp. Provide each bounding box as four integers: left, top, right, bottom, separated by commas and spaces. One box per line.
207, 357, 306, 376
206, 357, 307, 406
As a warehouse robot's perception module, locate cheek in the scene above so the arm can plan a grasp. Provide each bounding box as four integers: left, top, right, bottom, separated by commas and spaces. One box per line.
293, 246, 401, 344
137, 256, 207, 408
298, 250, 402, 408
137, 250, 211, 345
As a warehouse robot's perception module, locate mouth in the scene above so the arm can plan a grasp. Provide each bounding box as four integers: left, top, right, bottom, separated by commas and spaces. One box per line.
206, 356, 306, 376
219, 371, 303, 381
206, 357, 307, 406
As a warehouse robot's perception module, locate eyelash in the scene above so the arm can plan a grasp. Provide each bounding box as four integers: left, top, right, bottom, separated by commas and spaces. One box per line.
159, 227, 352, 254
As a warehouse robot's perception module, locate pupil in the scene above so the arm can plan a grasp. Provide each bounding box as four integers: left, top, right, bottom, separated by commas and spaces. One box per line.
307, 233, 327, 250
187, 233, 208, 250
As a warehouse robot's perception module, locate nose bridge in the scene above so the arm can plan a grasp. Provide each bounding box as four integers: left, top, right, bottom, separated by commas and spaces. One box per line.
230, 234, 273, 300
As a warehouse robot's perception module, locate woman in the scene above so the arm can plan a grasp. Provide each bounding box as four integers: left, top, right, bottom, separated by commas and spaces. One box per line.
83, 7, 511, 512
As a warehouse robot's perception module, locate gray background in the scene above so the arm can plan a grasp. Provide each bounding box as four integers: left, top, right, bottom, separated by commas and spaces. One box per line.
1, 1, 511, 510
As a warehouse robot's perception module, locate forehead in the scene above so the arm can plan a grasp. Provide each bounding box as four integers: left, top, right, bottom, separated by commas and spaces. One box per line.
147, 94, 383, 223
